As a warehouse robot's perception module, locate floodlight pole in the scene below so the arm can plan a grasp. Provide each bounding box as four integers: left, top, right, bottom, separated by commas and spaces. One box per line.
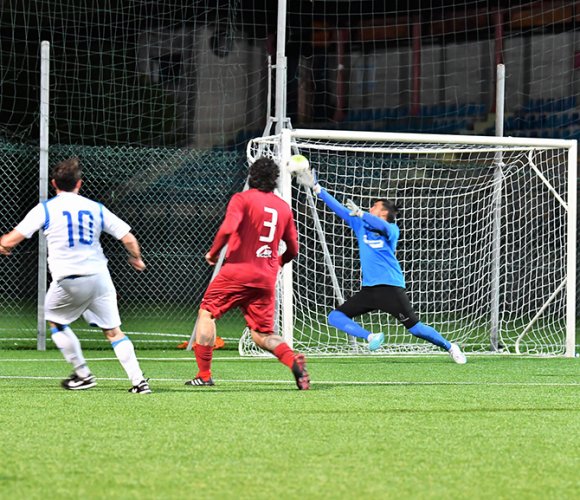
273, 0, 294, 346
37, 40, 50, 351
490, 63, 505, 352
274, 0, 288, 134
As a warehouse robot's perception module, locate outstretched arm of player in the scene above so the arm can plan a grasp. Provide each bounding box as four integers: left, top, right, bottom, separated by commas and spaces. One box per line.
280, 217, 299, 266
205, 194, 244, 265
345, 199, 397, 240
295, 168, 321, 194
0, 229, 26, 255
120, 233, 146, 271
318, 189, 354, 223
1, 203, 46, 255
295, 168, 353, 222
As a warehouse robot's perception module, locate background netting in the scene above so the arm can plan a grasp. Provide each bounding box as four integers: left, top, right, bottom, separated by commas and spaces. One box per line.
288, 1, 580, 139
0, 1, 273, 148
247, 133, 572, 355
0, 1, 578, 351
0, 144, 248, 349
0, 142, 39, 343
2, 2, 580, 148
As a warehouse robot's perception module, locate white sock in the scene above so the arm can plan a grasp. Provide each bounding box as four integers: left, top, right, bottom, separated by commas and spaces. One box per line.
112, 336, 144, 385
51, 326, 91, 378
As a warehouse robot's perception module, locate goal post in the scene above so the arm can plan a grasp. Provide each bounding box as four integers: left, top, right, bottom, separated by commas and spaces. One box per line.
245, 129, 577, 357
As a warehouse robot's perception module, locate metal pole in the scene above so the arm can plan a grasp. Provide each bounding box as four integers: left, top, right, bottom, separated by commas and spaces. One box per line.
274, 0, 288, 134
490, 63, 505, 352
565, 141, 577, 357
279, 128, 293, 347
273, 2, 293, 345
261, 54, 274, 137
38, 40, 50, 351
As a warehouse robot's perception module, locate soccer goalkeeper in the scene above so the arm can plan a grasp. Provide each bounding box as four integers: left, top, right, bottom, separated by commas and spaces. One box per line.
296, 168, 466, 363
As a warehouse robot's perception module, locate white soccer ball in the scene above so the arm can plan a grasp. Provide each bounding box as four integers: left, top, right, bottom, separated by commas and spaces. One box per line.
286, 154, 310, 175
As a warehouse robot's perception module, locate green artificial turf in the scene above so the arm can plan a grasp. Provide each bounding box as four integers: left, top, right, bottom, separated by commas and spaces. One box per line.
0, 350, 578, 499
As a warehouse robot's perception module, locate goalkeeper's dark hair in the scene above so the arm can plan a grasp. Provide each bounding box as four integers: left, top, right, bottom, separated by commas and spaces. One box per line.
249, 157, 279, 192
374, 198, 400, 223
52, 157, 82, 192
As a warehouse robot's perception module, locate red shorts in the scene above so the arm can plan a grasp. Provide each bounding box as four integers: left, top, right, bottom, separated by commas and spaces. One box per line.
200, 273, 276, 333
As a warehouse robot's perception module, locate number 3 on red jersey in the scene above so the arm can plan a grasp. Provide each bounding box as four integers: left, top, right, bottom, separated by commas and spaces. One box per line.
260, 207, 278, 243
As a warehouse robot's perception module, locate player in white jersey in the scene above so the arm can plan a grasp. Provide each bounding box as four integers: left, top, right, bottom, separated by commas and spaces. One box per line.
0, 158, 152, 393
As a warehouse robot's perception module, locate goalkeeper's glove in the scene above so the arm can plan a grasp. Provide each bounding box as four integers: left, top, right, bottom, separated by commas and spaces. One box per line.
295, 168, 321, 194
346, 199, 364, 217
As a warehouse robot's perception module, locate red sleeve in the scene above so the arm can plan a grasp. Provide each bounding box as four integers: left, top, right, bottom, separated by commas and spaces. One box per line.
280, 213, 299, 266
208, 194, 244, 258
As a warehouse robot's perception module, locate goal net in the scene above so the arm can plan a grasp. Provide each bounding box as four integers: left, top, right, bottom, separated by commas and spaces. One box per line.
244, 129, 576, 357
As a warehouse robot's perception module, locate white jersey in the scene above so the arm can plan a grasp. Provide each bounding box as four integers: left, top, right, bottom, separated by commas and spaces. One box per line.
15, 192, 130, 281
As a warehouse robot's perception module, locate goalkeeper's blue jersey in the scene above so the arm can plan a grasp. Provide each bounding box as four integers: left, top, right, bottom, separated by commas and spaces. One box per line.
318, 188, 405, 288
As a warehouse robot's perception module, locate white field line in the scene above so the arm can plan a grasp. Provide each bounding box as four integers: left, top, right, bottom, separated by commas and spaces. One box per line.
0, 333, 240, 341
1, 338, 183, 343
0, 352, 573, 362
3, 355, 433, 362
0, 374, 579, 387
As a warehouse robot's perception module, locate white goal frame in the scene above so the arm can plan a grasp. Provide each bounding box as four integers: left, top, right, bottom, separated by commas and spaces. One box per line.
244, 128, 577, 357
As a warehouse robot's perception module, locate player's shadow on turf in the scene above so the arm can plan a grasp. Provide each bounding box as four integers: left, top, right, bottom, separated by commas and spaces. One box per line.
152, 385, 320, 393
0, 475, 19, 482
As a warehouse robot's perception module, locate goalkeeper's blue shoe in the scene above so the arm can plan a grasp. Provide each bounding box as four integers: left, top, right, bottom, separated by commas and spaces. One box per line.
368, 332, 385, 352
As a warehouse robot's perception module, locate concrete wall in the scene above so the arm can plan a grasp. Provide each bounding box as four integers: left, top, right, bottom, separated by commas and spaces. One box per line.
420, 45, 444, 106
345, 33, 576, 113
529, 33, 575, 100
193, 27, 267, 147
444, 40, 494, 106
136, 30, 578, 144
138, 27, 268, 148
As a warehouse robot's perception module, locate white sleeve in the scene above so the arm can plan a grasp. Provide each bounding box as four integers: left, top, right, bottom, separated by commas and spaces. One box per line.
101, 204, 131, 240
14, 204, 46, 238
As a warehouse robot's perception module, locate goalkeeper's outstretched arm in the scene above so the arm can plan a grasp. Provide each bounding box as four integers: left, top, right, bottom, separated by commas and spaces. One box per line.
317, 188, 353, 222
295, 168, 353, 222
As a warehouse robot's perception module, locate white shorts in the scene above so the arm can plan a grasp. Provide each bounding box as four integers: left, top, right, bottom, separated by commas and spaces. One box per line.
45, 271, 121, 330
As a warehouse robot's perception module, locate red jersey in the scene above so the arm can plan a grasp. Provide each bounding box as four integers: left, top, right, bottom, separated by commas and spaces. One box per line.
208, 188, 299, 287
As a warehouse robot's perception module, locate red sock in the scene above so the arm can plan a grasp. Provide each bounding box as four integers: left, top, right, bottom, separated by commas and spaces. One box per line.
194, 343, 214, 380
273, 343, 295, 369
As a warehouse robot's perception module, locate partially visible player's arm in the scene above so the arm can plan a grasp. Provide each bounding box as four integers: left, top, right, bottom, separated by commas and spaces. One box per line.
0, 204, 45, 255
362, 213, 397, 240
347, 199, 398, 240
0, 230, 26, 255
101, 205, 145, 271
120, 232, 146, 271
295, 168, 352, 222
318, 188, 352, 222
206, 194, 244, 265
280, 216, 299, 266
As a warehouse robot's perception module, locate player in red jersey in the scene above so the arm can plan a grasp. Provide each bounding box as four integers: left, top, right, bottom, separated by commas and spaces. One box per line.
185, 157, 310, 390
